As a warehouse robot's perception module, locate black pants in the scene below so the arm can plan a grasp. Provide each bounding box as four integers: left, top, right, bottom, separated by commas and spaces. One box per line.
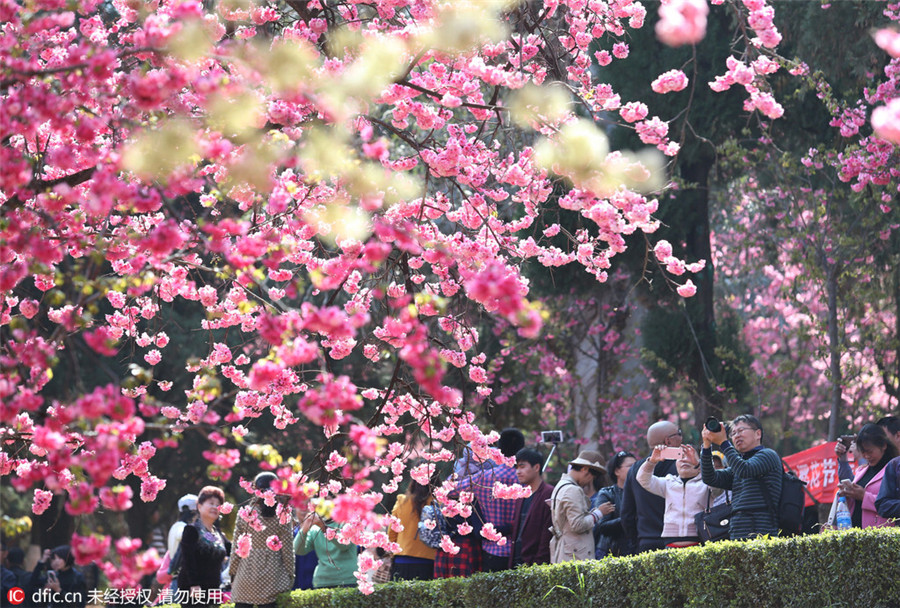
481, 551, 510, 573
637, 538, 669, 553
391, 560, 434, 581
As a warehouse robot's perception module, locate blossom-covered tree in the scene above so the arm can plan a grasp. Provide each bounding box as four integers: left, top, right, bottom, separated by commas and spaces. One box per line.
0, 0, 812, 591
708, 1, 900, 447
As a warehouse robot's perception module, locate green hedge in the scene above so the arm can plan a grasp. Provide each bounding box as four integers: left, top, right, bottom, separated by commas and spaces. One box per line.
275, 528, 900, 608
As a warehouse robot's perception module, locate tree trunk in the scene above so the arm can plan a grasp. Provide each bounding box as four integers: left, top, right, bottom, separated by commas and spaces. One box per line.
827, 265, 842, 441
681, 157, 723, 427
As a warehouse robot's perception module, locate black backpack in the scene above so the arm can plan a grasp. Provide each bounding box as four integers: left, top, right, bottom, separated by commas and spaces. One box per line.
759, 463, 807, 536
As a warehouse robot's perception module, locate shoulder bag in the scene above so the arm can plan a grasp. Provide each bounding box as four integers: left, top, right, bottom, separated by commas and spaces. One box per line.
694, 489, 732, 543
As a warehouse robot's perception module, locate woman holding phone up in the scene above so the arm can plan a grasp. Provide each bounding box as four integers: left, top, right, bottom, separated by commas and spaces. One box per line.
28, 546, 87, 608
636, 445, 720, 548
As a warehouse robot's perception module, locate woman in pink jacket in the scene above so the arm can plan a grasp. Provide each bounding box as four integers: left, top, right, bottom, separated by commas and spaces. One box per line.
838, 424, 898, 528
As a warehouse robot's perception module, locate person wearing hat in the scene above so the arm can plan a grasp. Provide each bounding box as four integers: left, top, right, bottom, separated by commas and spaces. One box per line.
154, 493, 200, 591
549, 450, 607, 564
169, 494, 199, 557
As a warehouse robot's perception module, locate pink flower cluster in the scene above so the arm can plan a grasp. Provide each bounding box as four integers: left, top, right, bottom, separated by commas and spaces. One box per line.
709, 56, 784, 119
653, 240, 705, 297
656, 0, 708, 47
651, 69, 689, 94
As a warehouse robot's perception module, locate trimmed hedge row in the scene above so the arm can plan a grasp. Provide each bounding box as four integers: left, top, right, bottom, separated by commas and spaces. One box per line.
274, 528, 900, 608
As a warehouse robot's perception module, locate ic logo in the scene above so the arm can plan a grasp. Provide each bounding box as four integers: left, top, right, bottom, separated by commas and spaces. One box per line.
7, 587, 25, 605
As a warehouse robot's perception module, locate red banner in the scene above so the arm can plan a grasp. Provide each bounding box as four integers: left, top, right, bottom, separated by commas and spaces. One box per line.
782, 442, 855, 507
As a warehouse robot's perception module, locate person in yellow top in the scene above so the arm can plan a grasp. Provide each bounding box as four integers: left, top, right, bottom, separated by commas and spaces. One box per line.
388, 480, 436, 580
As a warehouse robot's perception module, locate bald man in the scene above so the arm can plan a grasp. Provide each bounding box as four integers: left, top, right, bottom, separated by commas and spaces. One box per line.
620, 420, 683, 553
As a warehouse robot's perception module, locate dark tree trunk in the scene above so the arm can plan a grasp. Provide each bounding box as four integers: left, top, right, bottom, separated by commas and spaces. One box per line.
680, 156, 724, 427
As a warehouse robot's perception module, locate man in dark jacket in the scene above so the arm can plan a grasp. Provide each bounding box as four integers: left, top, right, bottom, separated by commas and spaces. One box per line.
701, 414, 783, 539
620, 421, 682, 553
509, 448, 554, 567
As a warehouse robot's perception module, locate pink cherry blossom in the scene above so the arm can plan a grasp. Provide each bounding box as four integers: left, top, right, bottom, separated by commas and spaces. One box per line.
71, 533, 111, 566
651, 69, 689, 94
874, 28, 900, 58
33, 489, 53, 514
656, 0, 709, 47
439, 536, 460, 555
872, 98, 900, 144
233, 533, 251, 557
677, 280, 698, 298
266, 535, 283, 551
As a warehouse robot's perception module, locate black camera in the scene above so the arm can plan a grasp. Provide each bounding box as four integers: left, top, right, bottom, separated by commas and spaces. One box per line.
705, 417, 721, 432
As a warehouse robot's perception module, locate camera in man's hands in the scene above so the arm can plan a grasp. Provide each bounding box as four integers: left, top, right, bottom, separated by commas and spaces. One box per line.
705, 417, 722, 432
541, 430, 563, 444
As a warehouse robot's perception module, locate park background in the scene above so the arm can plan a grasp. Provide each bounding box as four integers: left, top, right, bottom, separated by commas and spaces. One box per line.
2, 0, 900, 593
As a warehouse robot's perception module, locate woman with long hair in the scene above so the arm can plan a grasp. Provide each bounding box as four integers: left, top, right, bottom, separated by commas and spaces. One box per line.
388, 479, 436, 581
593, 450, 636, 557
839, 423, 899, 528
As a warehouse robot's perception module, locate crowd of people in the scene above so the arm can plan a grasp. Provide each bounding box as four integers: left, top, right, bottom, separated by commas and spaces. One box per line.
4, 415, 900, 606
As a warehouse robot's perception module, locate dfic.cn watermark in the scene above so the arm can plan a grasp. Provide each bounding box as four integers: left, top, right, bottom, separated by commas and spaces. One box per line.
7, 587, 84, 605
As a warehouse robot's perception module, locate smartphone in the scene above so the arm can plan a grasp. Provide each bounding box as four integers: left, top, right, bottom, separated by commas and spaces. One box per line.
838, 435, 856, 447
541, 430, 563, 444
659, 446, 683, 460
47, 570, 57, 583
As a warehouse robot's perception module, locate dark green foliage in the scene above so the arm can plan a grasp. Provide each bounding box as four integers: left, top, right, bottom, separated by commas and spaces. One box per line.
260, 529, 900, 608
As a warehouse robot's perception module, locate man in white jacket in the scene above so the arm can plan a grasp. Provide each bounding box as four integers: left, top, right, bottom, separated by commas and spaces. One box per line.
549, 451, 607, 563
637, 445, 719, 547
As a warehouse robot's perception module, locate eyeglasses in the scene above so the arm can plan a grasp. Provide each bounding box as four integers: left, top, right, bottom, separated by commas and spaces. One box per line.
666, 429, 683, 441
730, 426, 756, 436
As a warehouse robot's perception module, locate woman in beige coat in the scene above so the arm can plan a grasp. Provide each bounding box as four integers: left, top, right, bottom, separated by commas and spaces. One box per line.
229, 472, 295, 608
549, 451, 607, 564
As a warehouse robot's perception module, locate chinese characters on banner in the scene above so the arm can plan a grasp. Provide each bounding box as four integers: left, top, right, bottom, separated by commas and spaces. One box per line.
782, 442, 855, 507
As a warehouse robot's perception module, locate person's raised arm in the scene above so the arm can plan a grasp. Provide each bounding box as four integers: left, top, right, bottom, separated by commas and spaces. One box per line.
700, 434, 733, 490
636, 447, 667, 497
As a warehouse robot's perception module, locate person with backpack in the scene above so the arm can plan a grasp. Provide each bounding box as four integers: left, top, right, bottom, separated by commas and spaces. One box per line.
701, 414, 783, 540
